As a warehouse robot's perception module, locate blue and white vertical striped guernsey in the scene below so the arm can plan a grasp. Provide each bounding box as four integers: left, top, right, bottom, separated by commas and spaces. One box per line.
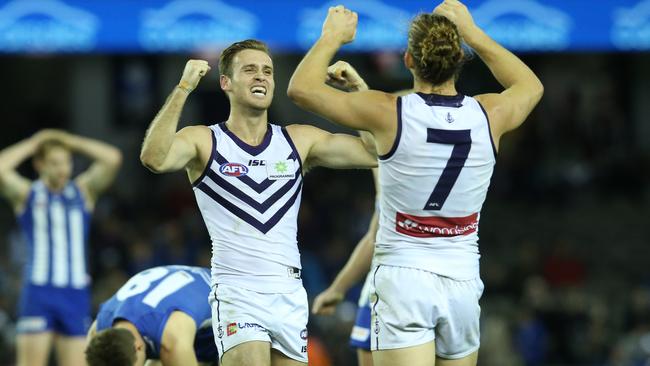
18, 180, 90, 289
192, 123, 303, 294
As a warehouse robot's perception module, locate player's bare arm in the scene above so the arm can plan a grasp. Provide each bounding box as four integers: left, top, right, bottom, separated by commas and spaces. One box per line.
58, 131, 122, 207
286, 125, 377, 172
326, 60, 377, 157
302, 62, 380, 313
0, 134, 42, 211
85, 320, 98, 345
140, 60, 212, 182
159, 311, 199, 366
325, 60, 419, 158
288, 7, 397, 145
434, 0, 543, 147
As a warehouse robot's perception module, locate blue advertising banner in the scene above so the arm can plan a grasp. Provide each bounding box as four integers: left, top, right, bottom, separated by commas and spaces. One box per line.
0, 0, 647, 54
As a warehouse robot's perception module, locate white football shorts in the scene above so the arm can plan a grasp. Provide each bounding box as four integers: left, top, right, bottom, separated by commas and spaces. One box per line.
209, 283, 308, 363
369, 265, 484, 359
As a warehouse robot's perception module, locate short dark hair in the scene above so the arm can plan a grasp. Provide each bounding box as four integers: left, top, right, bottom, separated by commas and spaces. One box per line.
34, 139, 69, 160
218, 39, 271, 77
86, 328, 137, 366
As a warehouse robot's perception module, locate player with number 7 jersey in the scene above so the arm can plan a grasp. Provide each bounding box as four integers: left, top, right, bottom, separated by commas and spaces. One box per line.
86, 266, 218, 366
288, 1, 543, 364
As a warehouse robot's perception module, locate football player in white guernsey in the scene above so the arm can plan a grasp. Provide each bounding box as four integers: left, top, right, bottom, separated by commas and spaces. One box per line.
0, 129, 122, 366
140, 39, 377, 366
288, 1, 543, 366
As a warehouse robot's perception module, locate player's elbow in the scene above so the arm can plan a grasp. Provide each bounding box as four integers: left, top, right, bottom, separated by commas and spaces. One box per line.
0, 166, 9, 180
107, 148, 123, 169
286, 83, 303, 102
287, 80, 312, 108
140, 151, 165, 173
0, 156, 12, 176
0, 170, 8, 188
528, 77, 544, 106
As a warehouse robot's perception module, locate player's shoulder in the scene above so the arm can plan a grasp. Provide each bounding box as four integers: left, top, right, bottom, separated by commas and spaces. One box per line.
284, 124, 335, 152
473, 93, 511, 115
284, 124, 327, 140
178, 124, 212, 138
177, 125, 214, 155
473, 93, 514, 129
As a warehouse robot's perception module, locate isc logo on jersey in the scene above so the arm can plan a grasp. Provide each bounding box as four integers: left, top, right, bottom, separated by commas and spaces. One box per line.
219, 163, 249, 177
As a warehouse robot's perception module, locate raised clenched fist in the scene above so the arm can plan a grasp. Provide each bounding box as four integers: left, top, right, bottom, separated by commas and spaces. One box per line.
433, 0, 476, 38
179, 59, 211, 93
326, 60, 367, 92
321, 5, 358, 46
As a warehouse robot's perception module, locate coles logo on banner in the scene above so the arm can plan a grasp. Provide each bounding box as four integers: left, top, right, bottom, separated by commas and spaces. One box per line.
396, 212, 479, 238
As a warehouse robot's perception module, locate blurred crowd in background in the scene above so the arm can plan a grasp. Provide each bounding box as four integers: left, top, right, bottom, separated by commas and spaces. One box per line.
0, 51, 649, 366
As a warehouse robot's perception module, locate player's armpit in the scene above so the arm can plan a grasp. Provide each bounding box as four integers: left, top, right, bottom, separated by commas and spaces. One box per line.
474, 92, 522, 150
474, 84, 542, 140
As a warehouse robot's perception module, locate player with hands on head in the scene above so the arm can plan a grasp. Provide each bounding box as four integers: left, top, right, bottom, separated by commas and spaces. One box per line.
0, 128, 122, 366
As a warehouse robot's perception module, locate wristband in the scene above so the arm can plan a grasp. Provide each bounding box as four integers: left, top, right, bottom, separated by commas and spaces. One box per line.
177, 81, 193, 94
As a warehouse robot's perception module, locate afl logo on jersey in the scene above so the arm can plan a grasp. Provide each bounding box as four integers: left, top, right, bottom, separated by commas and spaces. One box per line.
219, 163, 249, 177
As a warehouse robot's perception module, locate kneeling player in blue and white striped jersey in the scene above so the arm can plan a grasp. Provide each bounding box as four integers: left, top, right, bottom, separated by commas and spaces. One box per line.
86, 266, 218, 366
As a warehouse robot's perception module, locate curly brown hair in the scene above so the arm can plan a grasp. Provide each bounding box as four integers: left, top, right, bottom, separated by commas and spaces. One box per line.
408, 13, 465, 85
85, 328, 137, 366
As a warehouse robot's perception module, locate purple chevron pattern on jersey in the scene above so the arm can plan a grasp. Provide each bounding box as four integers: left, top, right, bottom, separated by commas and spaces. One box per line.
192, 123, 304, 293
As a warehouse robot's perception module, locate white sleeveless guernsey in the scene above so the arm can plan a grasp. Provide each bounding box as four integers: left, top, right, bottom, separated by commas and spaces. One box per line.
375, 93, 496, 280
192, 123, 303, 293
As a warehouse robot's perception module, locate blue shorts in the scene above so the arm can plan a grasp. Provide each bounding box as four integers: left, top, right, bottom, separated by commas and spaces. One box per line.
349, 302, 372, 350
194, 326, 219, 363
17, 284, 91, 336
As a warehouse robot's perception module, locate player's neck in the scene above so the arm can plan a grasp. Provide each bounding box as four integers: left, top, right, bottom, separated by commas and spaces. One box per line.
413, 78, 457, 96
40, 177, 67, 193
225, 109, 269, 146
114, 320, 145, 346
